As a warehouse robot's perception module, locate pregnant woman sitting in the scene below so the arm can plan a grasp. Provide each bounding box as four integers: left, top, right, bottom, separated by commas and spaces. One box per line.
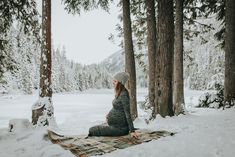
88, 72, 138, 138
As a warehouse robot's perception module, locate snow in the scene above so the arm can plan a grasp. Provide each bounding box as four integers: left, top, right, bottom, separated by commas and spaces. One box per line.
0, 88, 235, 157
8, 119, 32, 133
32, 97, 51, 110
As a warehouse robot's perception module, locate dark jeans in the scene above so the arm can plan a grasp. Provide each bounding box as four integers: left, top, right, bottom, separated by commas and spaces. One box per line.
88, 123, 129, 136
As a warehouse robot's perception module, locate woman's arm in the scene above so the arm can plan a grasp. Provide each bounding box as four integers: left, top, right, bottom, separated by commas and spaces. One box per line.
121, 94, 135, 132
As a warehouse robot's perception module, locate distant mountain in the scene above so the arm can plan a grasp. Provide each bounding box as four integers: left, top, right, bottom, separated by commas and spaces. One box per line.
100, 50, 148, 88
100, 50, 124, 75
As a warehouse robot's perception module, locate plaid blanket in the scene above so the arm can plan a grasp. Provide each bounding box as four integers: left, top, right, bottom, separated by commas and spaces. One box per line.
47, 129, 175, 157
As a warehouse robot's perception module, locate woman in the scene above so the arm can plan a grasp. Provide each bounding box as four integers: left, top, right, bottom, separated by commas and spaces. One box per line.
88, 72, 138, 138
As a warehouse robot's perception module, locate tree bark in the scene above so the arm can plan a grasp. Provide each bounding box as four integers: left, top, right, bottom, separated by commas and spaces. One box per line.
123, 0, 138, 119
40, 0, 52, 98
156, 0, 174, 117
32, 0, 53, 125
173, 0, 185, 115
224, 0, 235, 105
145, 0, 157, 112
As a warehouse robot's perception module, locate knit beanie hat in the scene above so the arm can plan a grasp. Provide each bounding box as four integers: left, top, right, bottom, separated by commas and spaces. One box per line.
113, 72, 129, 85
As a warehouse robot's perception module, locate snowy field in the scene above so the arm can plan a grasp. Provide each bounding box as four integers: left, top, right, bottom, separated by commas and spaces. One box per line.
0, 88, 235, 157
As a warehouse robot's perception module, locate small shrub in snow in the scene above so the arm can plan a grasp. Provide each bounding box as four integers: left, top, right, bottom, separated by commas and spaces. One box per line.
198, 92, 210, 107
224, 99, 235, 108
198, 83, 224, 108
138, 96, 155, 124
139, 96, 151, 110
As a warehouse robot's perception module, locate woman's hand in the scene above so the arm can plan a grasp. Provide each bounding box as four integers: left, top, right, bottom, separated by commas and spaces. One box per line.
130, 131, 139, 139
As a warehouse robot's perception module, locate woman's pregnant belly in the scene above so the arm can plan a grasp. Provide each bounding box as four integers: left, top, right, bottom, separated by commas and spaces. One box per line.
107, 108, 128, 127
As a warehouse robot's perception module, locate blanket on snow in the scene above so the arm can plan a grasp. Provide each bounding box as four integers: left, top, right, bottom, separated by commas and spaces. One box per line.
47, 129, 175, 157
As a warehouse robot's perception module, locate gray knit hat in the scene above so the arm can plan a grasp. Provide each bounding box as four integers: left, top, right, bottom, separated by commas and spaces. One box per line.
113, 72, 129, 85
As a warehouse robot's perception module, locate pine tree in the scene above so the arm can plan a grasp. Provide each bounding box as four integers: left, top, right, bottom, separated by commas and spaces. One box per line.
0, 27, 18, 93
63, 0, 112, 14
156, 0, 174, 117
145, 0, 156, 111
74, 63, 82, 90
184, 0, 225, 47
52, 48, 60, 92
88, 75, 93, 88
0, 0, 40, 52
224, 0, 235, 106
78, 73, 84, 91
173, 0, 185, 115
32, 0, 54, 126
123, 0, 138, 119
15, 23, 37, 94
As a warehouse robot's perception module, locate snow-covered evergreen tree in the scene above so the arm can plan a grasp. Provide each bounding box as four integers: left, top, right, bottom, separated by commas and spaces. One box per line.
184, 17, 224, 90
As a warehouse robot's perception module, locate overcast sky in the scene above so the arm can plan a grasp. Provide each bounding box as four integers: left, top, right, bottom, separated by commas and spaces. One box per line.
37, 1, 121, 64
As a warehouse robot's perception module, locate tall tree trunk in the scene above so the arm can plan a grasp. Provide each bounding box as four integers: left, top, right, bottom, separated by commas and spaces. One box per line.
123, 0, 138, 119
40, 0, 52, 98
145, 0, 157, 113
173, 0, 184, 115
156, 0, 174, 117
32, 0, 54, 125
224, 0, 235, 106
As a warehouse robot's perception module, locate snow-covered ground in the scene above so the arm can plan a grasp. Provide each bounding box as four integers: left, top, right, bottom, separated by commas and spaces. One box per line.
0, 88, 234, 157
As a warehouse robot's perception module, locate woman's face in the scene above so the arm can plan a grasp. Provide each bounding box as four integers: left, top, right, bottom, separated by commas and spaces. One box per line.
112, 79, 118, 88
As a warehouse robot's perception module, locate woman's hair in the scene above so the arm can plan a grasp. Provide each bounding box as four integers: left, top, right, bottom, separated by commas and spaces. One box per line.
115, 82, 129, 98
